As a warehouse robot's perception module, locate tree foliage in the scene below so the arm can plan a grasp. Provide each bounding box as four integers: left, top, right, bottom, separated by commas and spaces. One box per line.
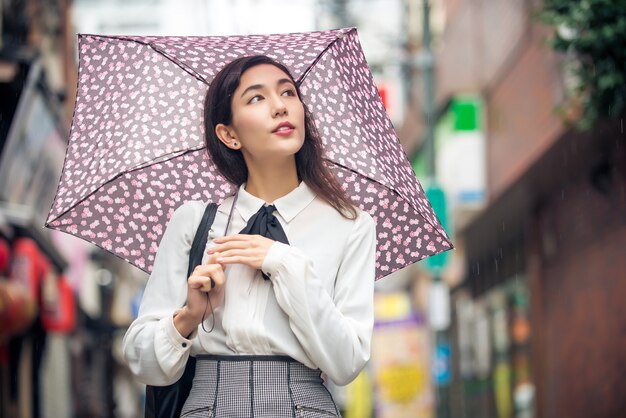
540, 0, 626, 130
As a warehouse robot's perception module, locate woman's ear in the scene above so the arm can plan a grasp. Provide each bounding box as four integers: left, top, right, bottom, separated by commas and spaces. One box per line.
215, 124, 241, 150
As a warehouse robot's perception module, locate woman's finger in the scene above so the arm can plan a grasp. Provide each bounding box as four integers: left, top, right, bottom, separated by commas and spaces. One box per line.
194, 262, 224, 275
189, 265, 226, 290
215, 255, 248, 265
213, 234, 254, 244
210, 235, 276, 256
209, 240, 254, 254
207, 265, 226, 288
213, 248, 259, 260
188, 276, 211, 291
207, 252, 222, 265
189, 275, 220, 292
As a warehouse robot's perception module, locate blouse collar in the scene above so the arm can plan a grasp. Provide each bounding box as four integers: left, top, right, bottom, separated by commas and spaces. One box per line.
222, 181, 317, 224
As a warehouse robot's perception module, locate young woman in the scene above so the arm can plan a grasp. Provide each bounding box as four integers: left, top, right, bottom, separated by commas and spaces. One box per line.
123, 55, 377, 417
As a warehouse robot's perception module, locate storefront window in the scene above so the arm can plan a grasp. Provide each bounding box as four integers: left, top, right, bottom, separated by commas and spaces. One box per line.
452, 276, 534, 418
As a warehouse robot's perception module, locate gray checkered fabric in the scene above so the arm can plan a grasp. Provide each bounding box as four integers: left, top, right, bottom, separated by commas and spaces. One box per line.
180, 355, 342, 418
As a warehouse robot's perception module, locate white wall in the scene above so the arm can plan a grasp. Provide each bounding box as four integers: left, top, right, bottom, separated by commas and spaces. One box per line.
71, 0, 317, 36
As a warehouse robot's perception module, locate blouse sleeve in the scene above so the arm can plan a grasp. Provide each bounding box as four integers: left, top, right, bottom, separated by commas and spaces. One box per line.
262, 210, 377, 385
122, 201, 204, 386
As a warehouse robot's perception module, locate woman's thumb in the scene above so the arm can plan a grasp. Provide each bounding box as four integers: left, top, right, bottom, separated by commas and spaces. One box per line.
208, 252, 224, 268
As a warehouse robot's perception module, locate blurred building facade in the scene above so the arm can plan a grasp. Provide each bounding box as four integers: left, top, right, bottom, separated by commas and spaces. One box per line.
0, 1, 145, 417
1, 1, 75, 417
412, 0, 626, 417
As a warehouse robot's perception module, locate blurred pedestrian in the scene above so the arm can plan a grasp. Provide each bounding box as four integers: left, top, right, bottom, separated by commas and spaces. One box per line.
123, 55, 376, 417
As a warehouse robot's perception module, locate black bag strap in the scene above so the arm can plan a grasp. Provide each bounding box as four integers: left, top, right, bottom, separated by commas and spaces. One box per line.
187, 203, 218, 277
144, 202, 219, 418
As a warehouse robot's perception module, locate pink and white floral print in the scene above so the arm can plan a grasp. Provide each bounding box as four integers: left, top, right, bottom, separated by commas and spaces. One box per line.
46, 28, 452, 280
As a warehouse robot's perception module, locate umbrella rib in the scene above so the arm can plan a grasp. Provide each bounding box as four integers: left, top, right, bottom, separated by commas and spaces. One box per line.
96, 35, 210, 86
45, 146, 206, 226
327, 159, 451, 242
296, 27, 356, 84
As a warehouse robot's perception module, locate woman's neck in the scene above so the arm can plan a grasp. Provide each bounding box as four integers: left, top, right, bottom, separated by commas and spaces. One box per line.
244, 158, 300, 203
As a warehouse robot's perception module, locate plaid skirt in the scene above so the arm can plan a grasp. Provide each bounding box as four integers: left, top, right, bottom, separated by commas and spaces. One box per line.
180, 355, 342, 418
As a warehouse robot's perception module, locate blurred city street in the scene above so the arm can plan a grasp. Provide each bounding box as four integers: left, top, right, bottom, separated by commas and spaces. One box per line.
0, 0, 625, 417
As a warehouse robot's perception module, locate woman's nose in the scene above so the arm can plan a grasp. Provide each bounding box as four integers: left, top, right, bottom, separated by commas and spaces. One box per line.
271, 97, 288, 117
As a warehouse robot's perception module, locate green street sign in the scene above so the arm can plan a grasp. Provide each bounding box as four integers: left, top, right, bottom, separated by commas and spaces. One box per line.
423, 182, 449, 274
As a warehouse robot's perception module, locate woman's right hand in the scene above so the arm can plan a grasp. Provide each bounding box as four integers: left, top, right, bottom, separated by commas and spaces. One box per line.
173, 253, 225, 337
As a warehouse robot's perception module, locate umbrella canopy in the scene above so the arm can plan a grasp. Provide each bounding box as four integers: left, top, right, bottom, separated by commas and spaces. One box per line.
46, 27, 452, 280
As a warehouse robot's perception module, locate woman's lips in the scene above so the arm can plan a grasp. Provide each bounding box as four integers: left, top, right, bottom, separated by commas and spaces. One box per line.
272, 122, 295, 136
273, 126, 295, 136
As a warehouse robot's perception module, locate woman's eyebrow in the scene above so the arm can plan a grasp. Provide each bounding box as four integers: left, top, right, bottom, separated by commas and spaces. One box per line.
276, 78, 294, 87
240, 78, 294, 98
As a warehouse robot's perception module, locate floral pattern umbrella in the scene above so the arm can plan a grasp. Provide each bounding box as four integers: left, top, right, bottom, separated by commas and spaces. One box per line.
46, 27, 452, 280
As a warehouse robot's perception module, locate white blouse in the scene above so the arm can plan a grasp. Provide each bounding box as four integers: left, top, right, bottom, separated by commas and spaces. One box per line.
122, 181, 376, 386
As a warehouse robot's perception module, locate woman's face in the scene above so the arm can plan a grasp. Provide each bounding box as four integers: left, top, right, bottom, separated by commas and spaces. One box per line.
219, 64, 305, 162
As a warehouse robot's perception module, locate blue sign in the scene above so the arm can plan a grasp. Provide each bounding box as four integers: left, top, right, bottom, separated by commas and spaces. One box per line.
433, 342, 452, 386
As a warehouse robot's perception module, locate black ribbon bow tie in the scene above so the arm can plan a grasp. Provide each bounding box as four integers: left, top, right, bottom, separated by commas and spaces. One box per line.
238, 204, 289, 280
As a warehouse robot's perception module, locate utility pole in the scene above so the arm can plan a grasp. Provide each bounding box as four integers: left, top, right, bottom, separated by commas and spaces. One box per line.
422, 0, 436, 179
405, 0, 436, 178
413, 2, 451, 418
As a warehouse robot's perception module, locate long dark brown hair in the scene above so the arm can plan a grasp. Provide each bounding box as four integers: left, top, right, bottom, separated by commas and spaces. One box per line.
204, 55, 357, 220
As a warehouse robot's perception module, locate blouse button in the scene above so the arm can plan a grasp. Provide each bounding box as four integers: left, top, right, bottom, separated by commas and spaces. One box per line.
182, 342, 187, 348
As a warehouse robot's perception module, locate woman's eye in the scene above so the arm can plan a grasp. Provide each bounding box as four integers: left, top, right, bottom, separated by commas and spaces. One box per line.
248, 95, 263, 104
281, 89, 296, 97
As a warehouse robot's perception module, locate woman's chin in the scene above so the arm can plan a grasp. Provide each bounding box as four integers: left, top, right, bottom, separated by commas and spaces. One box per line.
272, 141, 304, 156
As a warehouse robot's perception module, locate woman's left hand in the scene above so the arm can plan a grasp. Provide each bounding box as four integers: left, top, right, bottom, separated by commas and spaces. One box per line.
208, 234, 276, 270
